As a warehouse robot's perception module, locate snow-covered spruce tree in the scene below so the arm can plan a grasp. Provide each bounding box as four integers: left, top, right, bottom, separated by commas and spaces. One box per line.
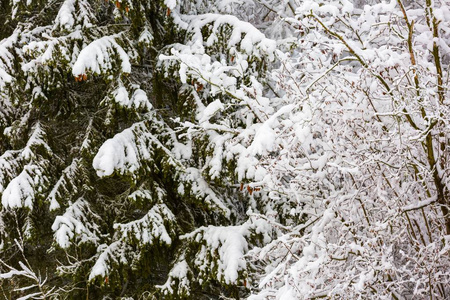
0, 0, 281, 298
1, 0, 450, 299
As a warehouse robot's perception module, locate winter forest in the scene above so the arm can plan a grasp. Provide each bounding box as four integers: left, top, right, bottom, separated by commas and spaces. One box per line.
0, 0, 449, 298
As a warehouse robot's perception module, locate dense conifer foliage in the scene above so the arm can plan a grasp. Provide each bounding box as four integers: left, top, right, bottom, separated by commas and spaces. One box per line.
0, 0, 449, 299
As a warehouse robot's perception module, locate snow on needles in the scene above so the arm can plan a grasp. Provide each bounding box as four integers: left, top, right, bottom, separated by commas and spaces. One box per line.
1, 165, 44, 209
185, 13, 276, 60
113, 203, 175, 246
93, 122, 152, 177
182, 224, 249, 284
52, 198, 100, 248
112, 85, 153, 110
0, 35, 15, 90
1, 123, 51, 210
88, 203, 176, 281
53, 0, 94, 31
72, 35, 131, 76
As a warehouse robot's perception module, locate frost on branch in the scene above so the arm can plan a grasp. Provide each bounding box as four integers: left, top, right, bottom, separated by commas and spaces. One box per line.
0, 254, 58, 299
243, 0, 450, 298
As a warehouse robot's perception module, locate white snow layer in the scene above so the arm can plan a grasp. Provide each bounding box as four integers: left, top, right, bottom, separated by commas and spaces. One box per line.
53, 0, 94, 30
72, 35, 131, 76
112, 85, 153, 110
52, 198, 100, 248
54, 0, 76, 29
93, 122, 151, 177
1, 124, 51, 209
183, 225, 249, 284
1, 165, 42, 209
88, 203, 175, 281
114, 203, 175, 245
